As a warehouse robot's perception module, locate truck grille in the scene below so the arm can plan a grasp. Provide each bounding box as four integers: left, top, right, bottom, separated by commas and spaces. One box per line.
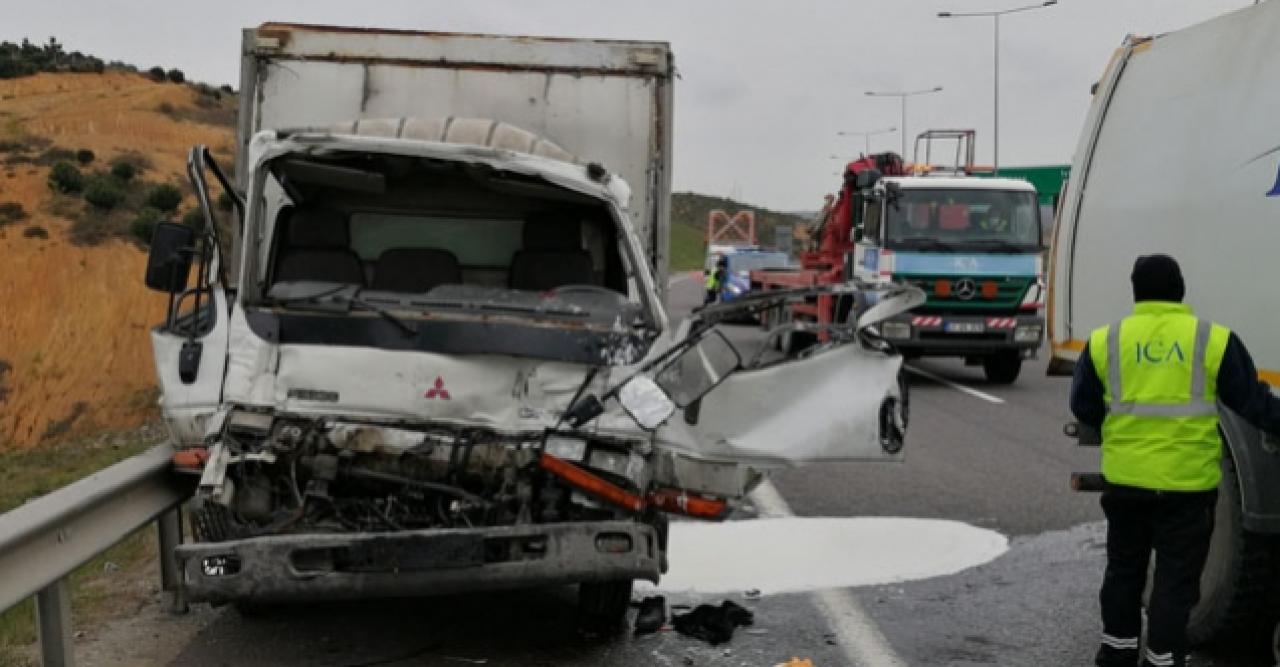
899, 275, 1031, 311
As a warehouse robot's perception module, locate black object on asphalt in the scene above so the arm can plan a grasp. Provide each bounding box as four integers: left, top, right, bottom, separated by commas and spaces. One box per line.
634, 596, 667, 636
672, 600, 755, 645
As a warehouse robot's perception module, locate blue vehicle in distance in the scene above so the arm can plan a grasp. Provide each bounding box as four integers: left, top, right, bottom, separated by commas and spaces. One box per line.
704, 249, 792, 322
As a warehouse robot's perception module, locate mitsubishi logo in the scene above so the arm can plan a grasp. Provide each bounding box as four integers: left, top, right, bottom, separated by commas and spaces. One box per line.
425, 376, 451, 400
953, 278, 978, 301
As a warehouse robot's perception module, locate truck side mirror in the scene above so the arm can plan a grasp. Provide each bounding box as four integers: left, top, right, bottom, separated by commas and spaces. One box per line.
145, 222, 196, 294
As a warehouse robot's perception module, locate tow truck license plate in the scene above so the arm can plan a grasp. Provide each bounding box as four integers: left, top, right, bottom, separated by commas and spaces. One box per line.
944, 321, 985, 334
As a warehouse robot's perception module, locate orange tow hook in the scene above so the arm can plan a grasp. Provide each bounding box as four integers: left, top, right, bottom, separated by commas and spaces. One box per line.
172, 447, 210, 473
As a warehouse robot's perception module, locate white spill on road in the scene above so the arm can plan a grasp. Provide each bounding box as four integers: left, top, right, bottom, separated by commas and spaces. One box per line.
637, 517, 1008, 596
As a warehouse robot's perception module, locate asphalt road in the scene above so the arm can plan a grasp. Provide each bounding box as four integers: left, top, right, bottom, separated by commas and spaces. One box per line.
83, 276, 1272, 666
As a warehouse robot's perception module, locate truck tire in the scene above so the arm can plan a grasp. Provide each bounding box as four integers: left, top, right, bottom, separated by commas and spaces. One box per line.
1183, 456, 1280, 647
982, 352, 1022, 384
578, 579, 633, 632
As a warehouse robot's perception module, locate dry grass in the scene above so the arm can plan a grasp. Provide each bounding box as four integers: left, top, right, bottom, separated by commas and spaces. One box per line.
0, 71, 234, 448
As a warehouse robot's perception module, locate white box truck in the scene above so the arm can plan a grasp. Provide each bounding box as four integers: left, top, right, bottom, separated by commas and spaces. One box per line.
1049, 2, 1280, 648
144, 23, 921, 625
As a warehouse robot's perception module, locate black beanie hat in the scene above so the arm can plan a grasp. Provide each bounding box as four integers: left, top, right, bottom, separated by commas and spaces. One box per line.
1131, 254, 1185, 303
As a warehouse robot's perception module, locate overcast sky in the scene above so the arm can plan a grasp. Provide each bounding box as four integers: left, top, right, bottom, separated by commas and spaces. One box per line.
4, 1, 1255, 210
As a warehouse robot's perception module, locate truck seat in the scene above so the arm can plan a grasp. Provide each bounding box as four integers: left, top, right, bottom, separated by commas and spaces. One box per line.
509, 214, 594, 291
371, 248, 462, 293
274, 207, 365, 285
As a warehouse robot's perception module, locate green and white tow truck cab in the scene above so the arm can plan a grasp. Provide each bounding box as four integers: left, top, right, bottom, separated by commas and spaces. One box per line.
852, 176, 1045, 383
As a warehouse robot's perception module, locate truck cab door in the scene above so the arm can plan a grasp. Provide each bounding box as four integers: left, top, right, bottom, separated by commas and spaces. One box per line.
648, 285, 922, 496
146, 147, 242, 447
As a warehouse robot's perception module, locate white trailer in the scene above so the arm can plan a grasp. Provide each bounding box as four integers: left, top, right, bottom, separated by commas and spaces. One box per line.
1049, 1, 1280, 646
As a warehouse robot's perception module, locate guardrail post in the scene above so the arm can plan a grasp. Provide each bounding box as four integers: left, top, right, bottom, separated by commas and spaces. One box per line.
35, 578, 75, 667
157, 508, 187, 614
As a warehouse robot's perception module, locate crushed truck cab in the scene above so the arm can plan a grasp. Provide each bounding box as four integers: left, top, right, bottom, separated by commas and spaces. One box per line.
142, 24, 919, 624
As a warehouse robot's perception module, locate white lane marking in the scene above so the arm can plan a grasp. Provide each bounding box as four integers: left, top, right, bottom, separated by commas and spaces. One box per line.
750, 480, 909, 667
905, 364, 1005, 405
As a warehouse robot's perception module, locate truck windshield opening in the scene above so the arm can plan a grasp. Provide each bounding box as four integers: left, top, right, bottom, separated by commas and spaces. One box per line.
257, 152, 639, 313
241, 150, 659, 364
886, 188, 1041, 252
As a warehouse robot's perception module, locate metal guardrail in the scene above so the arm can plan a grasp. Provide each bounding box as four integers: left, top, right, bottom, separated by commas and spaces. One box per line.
0, 445, 193, 666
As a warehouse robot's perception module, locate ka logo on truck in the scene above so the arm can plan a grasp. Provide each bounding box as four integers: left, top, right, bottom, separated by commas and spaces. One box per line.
425, 376, 451, 400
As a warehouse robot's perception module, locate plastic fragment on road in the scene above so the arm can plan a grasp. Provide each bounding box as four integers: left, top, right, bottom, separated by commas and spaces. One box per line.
774, 659, 815, 667
671, 600, 754, 645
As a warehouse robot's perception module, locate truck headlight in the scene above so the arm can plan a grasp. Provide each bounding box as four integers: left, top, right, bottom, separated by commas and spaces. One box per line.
1014, 324, 1042, 342
881, 322, 912, 340
588, 447, 647, 486
545, 435, 587, 461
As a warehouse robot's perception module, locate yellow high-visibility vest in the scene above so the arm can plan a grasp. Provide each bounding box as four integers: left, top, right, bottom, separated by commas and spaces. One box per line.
1089, 302, 1230, 491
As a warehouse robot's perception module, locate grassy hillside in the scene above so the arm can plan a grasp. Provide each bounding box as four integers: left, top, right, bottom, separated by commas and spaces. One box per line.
668, 192, 812, 270
0, 71, 235, 449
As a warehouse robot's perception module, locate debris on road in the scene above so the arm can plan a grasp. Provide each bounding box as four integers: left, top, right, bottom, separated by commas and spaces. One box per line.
774, 658, 815, 667
672, 600, 755, 645
744, 588, 762, 600
634, 596, 667, 636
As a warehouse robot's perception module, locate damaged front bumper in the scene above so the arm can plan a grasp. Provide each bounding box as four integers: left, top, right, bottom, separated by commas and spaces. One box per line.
176, 520, 659, 604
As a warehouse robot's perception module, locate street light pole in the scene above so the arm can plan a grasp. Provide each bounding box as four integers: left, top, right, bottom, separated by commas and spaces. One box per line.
994, 13, 1000, 173
836, 126, 897, 155
938, 0, 1056, 174
864, 88, 943, 158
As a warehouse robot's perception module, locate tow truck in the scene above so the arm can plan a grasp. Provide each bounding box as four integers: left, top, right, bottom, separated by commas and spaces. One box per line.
753, 130, 1046, 382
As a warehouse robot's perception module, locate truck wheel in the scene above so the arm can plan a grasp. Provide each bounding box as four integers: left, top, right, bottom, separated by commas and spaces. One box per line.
982, 352, 1022, 384
578, 579, 633, 632
1183, 455, 1280, 647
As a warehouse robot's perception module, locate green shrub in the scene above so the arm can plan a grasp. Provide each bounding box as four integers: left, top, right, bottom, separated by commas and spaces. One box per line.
0, 201, 26, 225
156, 101, 175, 116
109, 159, 136, 181
130, 207, 162, 245
145, 183, 182, 212
75, 148, 94, 165
181, 206, 206, 231
166, 68, 184, 84
147, 66, 166, 82
82, 176, 125, 210
47, 161, 84, 193
194, 83, 220, 100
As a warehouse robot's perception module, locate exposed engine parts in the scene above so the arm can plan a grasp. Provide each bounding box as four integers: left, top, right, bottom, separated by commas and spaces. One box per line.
190, 412, 649, 542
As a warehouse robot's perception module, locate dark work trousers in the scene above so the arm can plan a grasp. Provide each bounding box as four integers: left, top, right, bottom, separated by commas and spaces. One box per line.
1097, 485, 1217, 667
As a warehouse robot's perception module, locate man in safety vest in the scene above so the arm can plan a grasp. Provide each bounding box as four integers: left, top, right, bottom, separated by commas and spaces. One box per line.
704, 255, 727, 305
1071, 255, 1280, 667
